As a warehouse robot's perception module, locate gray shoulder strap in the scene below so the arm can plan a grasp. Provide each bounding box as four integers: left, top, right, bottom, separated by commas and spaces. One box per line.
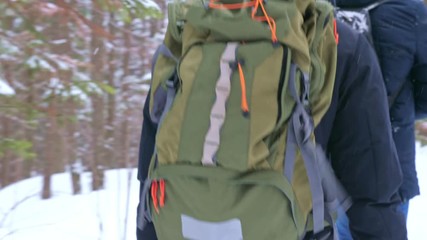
284, 63, 352, 236
151, 43, 178, 75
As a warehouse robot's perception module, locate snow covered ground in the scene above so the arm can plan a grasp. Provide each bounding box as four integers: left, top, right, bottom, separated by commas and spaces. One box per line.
0, 79, 15, 95
0, 169, 139, 240
0, 144, 426, 240
407, 143, 427, 239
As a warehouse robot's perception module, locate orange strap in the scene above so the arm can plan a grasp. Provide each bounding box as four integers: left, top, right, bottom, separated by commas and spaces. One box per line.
251, 0, 277, 42
159, 179, 166, 207
151, 181, 159, 213
333, 19, 339, 44
238, 63, 249, 114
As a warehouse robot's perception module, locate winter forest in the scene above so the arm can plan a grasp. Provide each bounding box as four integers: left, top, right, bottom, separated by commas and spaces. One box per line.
0, 0, 165, 196
1, 0, 427, 239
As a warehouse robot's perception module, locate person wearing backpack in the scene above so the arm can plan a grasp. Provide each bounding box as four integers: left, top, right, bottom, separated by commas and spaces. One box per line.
334, 0, 427, 237
135, 0, 406, 239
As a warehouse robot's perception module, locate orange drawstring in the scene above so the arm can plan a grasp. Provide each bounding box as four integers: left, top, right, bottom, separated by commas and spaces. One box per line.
151, 181, 159, 213
159, 179, 166, 208
238, 63, 249, 114
208, 0, 279, 114
251, 0, 277, 42
333, 19, 339, 44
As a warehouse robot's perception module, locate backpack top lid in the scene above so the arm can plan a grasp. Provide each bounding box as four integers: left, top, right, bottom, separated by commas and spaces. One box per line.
160, 0, 338, 123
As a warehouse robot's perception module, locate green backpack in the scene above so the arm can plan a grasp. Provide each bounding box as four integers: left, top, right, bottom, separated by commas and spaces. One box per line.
139, 0, 352, 239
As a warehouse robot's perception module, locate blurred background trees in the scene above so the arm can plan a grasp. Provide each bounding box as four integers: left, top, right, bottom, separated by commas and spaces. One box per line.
0, 0, 165, 199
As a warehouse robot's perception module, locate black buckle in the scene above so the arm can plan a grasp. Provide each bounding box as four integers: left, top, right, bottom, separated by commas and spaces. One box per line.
166, 70, 180, 90
303, 226, 334, 240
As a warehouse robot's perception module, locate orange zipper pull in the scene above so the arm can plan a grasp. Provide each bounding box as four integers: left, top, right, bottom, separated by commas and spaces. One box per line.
159, 179, 166, 208
151, 180, 159, 213
238, 62, 250, 116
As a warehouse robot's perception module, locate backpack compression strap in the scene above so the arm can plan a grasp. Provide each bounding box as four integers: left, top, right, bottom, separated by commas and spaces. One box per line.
283, 64, 351, 238
283, 64, 325, 235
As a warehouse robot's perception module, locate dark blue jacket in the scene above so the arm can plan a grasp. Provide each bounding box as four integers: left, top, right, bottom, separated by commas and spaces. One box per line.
337, 0, 427, 201
337, 0, 427, 200
136, 22, 407, 240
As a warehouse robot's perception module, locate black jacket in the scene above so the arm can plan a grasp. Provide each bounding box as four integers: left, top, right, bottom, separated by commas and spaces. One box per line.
136, 22, 407, 240
337, 0, 427, 202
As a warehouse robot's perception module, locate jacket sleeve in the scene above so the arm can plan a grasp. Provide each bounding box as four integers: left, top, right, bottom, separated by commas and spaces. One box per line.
413, 3, 427, 119
136, 95, 158, 240
328, 23, 407, 240
137, 94, 158, 182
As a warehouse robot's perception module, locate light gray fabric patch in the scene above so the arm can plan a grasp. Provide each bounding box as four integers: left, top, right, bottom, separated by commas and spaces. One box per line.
202, 42, 238, 165
181, 215, 243, 240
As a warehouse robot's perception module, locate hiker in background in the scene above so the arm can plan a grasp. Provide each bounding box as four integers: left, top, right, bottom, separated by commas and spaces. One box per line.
334, 0, 427, 238
135, 19, 406, 239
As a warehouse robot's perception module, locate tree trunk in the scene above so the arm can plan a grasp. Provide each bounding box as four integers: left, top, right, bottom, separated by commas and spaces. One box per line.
23, 70, 35, 179
105, 12, 116, 169
90, 0, 106, 190
42, 98, 58, 199
1, 116, 11, 188
119, 22, 132, 169
0, 61, 14, 187
66, 98, 81, 194
52, 0, 82, 195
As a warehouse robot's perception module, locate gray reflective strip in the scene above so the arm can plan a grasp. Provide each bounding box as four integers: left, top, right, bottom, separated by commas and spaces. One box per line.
286, 64, 324, 234
202, 43, 238, 165
181, 215, 243, 240
151, 44, 178, 75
